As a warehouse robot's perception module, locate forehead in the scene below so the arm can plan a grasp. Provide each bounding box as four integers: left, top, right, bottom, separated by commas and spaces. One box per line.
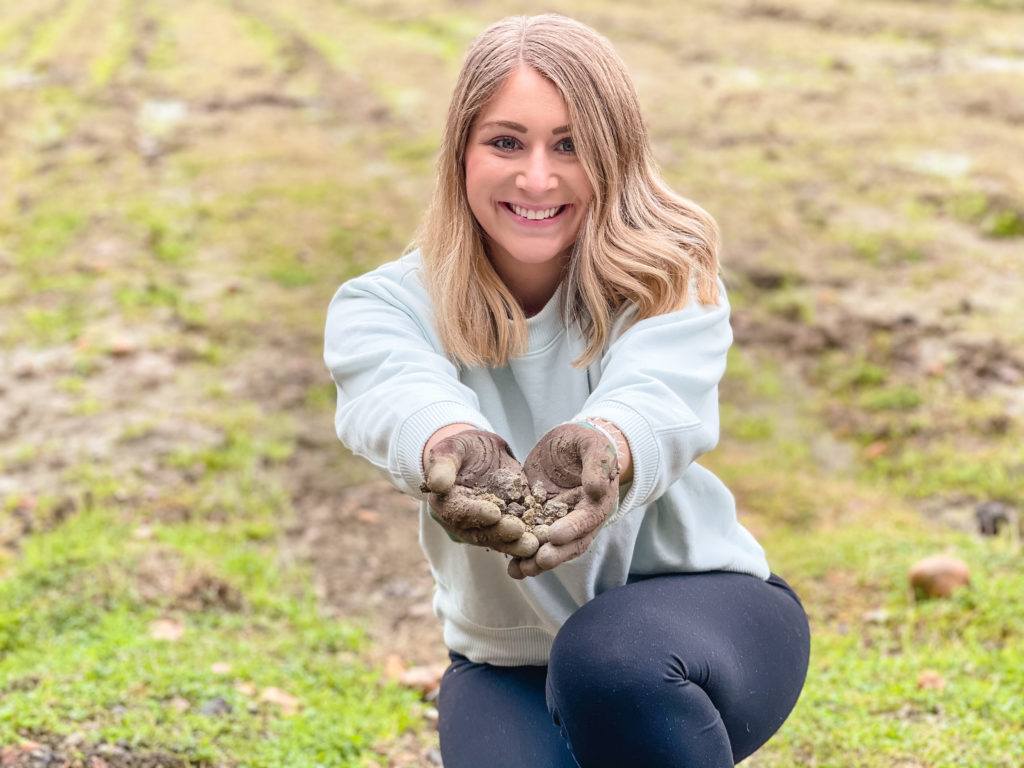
476, 66, 569, 127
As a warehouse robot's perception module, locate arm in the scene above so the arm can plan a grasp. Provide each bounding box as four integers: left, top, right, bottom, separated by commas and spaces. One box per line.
571, 274, 732, 525
323, 278, 493, 498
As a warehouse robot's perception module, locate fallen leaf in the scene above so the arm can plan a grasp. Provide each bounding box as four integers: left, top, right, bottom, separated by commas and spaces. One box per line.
864, 441, 889, 459
399, 664, 447, 697
260, 686, 301, 715
149, 618, 185, 641
917, 669, 946, 690
383, 653, 406, 681
235, 682, 256, 696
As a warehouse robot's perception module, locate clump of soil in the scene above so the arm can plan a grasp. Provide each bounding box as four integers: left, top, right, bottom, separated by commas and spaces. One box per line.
463, 467, 575, 546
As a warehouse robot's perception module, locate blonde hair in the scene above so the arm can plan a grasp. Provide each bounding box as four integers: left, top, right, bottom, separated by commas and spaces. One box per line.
409, 13, 722, 369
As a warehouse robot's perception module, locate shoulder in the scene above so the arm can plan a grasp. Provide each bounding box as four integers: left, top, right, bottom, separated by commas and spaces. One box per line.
327, 248, 430, 309
609, 273, 729, 341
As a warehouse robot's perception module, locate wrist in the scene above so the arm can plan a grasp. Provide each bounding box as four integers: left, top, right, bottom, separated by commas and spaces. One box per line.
586, 418, 633, 485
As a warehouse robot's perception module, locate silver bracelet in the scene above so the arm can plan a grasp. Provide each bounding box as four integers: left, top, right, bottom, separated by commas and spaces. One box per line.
559, 418, 620, 464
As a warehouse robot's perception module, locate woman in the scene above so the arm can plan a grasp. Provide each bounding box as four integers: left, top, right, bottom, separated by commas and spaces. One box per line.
323, 13, 810, 767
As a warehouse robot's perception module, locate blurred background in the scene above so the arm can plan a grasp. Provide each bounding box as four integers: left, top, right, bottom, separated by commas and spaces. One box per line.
1, 1, 1022, 766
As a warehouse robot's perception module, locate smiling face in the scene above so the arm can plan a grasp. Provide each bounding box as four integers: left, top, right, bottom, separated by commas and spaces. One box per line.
465, 65, 593, 291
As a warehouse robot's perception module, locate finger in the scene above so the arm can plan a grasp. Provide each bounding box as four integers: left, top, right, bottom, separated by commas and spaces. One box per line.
460, 530, 539, 558
549, 486, 584, 508
515, 554, 544, 578
508, 558, 525, 580
548, 499, 607, 546
535, 529, 598, 571
436, 488, 501, 528
581, 441, 618, 501
491, 515, 526, 542
425, 452, 461, 493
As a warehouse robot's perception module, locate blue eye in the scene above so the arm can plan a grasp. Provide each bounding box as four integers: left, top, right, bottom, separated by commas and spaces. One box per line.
487, 136, 577, 154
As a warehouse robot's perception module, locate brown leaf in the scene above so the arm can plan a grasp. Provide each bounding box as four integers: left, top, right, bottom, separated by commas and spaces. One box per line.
260, 686, 301, 715
149, 618, 185, 641
917, 669, 947, 690
399, 664, 447, 697
383, 653, 406, 681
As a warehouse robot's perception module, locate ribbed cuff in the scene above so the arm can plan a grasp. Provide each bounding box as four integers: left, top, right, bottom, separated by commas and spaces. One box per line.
395, 401, 495, 497
572, 400, 660, 525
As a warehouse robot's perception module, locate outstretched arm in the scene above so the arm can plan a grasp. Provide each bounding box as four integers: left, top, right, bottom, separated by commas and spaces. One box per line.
323, 278, 494, 498
573, 274, 731, 525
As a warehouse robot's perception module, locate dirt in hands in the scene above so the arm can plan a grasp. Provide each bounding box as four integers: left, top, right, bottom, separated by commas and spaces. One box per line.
460, 467, 578, 552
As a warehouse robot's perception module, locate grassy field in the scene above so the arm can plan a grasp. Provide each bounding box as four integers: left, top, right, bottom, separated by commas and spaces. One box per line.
1, 0, 1022, 766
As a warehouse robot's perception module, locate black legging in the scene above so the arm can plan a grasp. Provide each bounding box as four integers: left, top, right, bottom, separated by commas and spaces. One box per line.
437, 571, 810, 767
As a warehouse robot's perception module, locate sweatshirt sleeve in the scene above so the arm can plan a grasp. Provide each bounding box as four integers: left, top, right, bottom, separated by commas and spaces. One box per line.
323, 276, 496, 498
571, 274, 733, 525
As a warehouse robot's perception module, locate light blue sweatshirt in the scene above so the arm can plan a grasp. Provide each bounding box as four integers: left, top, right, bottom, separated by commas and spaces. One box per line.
323, 248, 771, 666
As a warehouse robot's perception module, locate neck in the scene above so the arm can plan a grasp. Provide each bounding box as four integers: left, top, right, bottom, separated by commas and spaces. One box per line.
488, 245, 569, 317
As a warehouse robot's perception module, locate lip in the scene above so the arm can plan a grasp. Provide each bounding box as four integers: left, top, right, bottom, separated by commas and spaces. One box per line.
500, 201, 571, 228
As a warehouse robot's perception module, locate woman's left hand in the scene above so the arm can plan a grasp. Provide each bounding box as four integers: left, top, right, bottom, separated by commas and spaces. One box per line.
509, 422, 619, 579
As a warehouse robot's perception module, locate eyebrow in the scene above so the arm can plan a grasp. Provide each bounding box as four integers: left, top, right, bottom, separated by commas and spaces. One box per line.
479, 120, 570, 135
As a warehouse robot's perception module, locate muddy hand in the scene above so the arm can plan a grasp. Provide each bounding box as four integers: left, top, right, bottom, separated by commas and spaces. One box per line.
510, 422, 619, 579
422, 429, 539, 557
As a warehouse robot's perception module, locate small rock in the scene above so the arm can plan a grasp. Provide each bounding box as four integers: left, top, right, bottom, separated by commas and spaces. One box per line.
210, 661, 232, 675
533, 524, 552, 544
200, 696, 233, 716
426, 747, 443, 766
531, 482, 548, 503
975, 500, 1013, 536
908, 554, 970, 600
486, 467, 527, 499
544, 500, 569, 519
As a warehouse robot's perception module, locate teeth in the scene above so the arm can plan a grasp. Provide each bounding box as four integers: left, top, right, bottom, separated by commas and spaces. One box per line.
511, 204, 562, 220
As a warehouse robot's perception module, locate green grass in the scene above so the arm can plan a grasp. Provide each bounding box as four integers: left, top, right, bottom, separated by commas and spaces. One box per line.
0, 394, 421, 765
715, 347, 1024, 766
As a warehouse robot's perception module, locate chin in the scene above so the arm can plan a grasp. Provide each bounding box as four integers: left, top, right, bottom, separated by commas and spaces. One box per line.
505, 249, 563, 266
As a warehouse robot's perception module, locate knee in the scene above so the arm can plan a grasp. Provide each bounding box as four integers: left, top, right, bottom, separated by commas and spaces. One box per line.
548, 603, 656, 710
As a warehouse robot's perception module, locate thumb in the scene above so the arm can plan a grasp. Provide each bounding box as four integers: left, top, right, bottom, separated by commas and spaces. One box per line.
425, 452, 460, 493
581, 441, 617, 501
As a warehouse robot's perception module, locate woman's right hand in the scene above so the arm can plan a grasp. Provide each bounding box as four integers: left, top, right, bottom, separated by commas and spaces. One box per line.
421, 429, 540, 557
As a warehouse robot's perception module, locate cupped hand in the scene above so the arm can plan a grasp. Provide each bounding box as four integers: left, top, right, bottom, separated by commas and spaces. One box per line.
421, 429, 540, 557
509, 422, 619, 579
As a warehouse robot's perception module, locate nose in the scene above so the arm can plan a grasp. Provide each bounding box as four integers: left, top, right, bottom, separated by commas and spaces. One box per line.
515, 146, 558, 195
